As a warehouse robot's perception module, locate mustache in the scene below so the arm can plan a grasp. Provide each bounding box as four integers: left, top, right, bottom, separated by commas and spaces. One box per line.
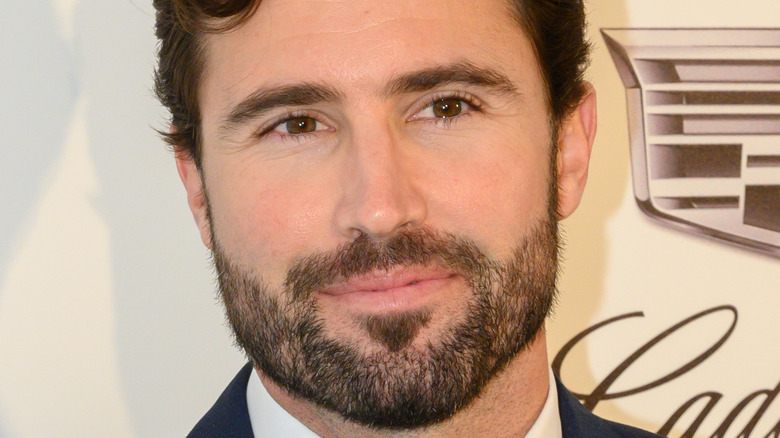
283, 227, 493, 301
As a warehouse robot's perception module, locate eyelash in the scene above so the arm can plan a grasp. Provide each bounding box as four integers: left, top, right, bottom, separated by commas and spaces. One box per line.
254, 91, 485, 139
412, 91, 484, 125
255, 110, 322, 139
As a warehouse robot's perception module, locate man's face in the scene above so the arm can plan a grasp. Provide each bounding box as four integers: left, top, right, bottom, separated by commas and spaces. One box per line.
180, 0, 594, 429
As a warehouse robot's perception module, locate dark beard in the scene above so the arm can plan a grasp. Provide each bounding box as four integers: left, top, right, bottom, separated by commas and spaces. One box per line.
211, 217, 560, 429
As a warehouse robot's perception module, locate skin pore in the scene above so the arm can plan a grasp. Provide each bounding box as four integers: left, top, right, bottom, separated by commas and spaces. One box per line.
176, 0, 597, 436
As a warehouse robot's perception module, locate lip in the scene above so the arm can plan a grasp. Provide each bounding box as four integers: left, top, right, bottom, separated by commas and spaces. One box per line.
320, 267, 458, 295
318, 267, 460, 311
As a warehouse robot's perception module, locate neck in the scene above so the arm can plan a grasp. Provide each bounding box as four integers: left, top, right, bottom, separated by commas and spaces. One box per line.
258, 329, 551, 438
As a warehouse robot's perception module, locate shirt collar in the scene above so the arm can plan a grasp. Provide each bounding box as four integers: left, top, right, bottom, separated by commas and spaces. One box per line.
246, 367, 562, 437
246, 368, 319, 437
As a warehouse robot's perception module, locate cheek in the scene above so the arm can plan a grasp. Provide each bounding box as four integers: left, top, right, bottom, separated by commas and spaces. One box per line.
205, 165, 332, 277
424, 132, 552, 255
450, 161, 548, 224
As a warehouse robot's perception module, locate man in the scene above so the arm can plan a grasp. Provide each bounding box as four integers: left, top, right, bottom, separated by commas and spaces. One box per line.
154, 0, 662, 436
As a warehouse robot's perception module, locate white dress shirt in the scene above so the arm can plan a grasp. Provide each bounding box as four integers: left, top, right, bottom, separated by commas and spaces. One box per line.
247, 367, 562, 437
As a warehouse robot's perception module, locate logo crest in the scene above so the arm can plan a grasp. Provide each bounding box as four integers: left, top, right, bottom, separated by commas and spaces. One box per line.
602, 28, 780, 257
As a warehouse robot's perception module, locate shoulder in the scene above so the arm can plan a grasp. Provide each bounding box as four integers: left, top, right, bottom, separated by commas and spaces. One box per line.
187, 363, 255, 438
555, 375, 663, 438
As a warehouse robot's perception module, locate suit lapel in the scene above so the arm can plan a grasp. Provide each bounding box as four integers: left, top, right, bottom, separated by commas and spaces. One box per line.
187, 363, 254, 438
556, 374, 614, 438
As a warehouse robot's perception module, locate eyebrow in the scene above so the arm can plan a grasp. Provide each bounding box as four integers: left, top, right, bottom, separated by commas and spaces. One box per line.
383, 61, 521, 98
219, 61, 520, 135
220, 83, 343, 135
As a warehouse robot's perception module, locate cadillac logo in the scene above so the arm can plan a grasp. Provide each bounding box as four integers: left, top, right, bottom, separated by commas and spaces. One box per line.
602, 28, 780, 257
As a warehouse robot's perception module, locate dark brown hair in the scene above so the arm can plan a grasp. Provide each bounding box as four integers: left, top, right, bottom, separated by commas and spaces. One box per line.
154, 0, 590, 167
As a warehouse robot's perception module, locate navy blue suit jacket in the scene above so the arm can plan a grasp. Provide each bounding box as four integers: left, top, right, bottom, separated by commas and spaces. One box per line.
188, 363, 661, 437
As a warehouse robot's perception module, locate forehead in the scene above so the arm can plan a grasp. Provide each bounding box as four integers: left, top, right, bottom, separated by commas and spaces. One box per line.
200, 0, 538, 116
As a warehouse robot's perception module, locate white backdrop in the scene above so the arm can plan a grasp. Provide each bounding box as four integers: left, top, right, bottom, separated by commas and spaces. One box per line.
0, 1, 778, 437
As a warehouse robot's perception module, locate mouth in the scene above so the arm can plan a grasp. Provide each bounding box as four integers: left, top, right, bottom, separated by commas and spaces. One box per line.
318, 267, 461, 312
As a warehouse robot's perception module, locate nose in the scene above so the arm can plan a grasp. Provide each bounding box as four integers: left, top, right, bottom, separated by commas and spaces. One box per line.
334, 122, 427, 240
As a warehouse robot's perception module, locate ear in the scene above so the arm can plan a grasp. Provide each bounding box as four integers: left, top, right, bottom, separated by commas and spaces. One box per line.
175, 149, 213, 248
556, 83, 597, 219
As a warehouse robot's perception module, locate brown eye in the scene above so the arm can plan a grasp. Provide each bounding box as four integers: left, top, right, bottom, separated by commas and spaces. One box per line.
285, 117, 317, 134
432, 98, 462, 118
